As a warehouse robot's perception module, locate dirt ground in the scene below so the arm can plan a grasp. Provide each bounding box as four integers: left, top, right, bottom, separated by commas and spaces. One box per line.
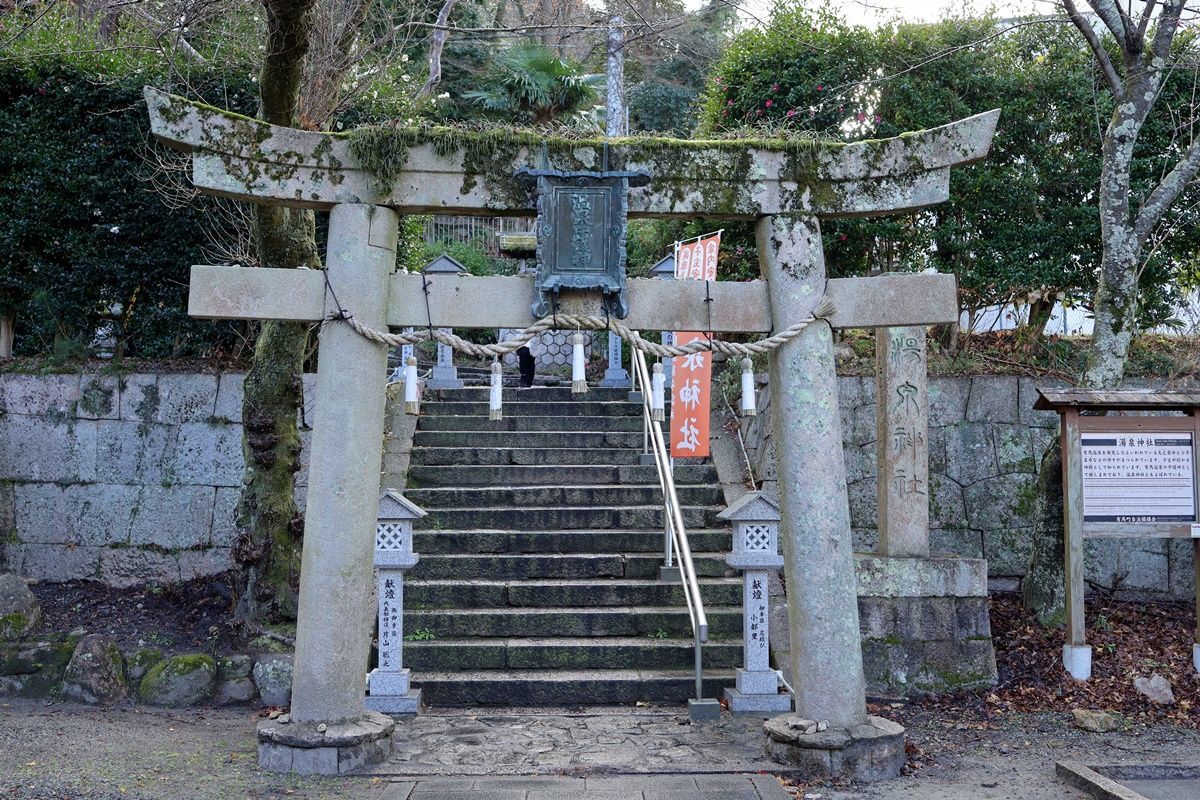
2, 697, 1198, 800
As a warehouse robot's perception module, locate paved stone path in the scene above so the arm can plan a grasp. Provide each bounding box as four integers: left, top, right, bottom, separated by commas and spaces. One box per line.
377, 775, 790, 799
368, 707, 785, 776
1124, 777, 1200, 800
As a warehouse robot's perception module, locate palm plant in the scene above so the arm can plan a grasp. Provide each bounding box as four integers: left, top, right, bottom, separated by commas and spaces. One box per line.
462, 43, 604, 126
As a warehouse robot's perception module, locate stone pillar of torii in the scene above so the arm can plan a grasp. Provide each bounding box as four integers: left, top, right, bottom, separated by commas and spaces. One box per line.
145, 87, 998, 780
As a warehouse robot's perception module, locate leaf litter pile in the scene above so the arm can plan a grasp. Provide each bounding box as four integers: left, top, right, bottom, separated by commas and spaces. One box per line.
951, 594, 1197, 726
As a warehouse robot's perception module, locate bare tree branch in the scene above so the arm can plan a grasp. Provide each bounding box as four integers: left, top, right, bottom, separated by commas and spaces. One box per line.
1062, 0, 1126, 98
418, 0, 458, 99
1136, 135, 1200, 242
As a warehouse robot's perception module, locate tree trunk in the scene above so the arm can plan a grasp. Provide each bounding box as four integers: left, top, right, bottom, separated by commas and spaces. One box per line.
232, 0, 320, 625
1021, 445, 1067, 627
0, 310, 14, 359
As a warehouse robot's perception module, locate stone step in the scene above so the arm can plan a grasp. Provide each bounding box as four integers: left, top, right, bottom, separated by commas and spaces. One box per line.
405, 606, 743, 639
409, 464, 714, 487
427, 387, 630, 402
414, 505, 724, 531
410, 669, 736, 706
407, 552, 732, 581
421, 401, 646, 418
406, 577, 744, 609
411, 529, 730, 555
410, 447, 648, 466
404, 637, 744, 671
412, 430, 644, 449
418, 415, 646, 432
406, 485, 724, 509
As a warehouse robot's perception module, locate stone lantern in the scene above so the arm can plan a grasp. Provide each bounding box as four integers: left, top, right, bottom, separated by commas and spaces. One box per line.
718, 491, 792, 713
423, 255, 467, 389
365, 490, 425, 715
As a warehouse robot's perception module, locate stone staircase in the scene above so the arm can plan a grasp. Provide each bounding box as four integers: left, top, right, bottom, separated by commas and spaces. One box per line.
402, 385, 740, 706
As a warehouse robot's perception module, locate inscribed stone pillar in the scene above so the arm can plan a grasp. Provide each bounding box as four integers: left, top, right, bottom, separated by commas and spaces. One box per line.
875, 326, 930, 557
600, 332, 631, 387
428, 328, 463, 389
757, 214, 867, 729
290, 203, 398, 725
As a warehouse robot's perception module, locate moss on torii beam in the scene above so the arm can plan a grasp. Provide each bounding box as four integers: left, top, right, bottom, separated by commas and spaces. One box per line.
144, 86, 999, 220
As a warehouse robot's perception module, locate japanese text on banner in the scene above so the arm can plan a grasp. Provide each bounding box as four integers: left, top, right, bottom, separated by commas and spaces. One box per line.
669, 232, 720, 458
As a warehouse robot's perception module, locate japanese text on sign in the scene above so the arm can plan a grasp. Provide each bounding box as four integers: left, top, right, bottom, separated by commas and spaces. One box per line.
669, 232, 720, 458
1081, 431, 1197, 523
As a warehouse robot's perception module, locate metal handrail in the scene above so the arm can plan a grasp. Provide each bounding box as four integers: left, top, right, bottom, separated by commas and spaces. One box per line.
631, 348, 708, 701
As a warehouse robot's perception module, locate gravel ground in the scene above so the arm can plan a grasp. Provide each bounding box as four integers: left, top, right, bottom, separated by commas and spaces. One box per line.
2, 697, 1199, 800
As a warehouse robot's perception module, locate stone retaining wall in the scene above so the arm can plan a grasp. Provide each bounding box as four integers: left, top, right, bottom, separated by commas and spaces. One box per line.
0, 372, 317, 586
742, 374, 1196, 600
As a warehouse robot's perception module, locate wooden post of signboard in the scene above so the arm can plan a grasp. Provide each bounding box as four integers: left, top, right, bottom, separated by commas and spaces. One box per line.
1036, 388, 1200, 682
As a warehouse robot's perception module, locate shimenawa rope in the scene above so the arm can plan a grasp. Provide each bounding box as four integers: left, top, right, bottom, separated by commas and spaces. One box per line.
328, 298, 836, 360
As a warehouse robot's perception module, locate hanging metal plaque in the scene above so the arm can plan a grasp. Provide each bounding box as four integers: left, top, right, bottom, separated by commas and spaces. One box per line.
516, 165, 650, 319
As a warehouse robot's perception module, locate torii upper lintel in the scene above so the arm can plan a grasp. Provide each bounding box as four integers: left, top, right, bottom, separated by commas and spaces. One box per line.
144, 87, 999, 220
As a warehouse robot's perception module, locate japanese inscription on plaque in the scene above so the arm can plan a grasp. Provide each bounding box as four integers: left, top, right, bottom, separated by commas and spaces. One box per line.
1081, 431, 1197, 523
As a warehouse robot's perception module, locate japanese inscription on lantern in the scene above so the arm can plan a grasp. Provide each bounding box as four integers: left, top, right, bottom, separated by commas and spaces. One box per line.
669, 233, 721, 458
1081, 431, 1197, 523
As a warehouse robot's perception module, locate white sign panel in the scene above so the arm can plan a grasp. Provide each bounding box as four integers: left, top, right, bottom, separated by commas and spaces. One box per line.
1081, 431, 1197, 523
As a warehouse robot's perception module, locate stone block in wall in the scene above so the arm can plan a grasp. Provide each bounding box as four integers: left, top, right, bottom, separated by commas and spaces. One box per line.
851, 527, 879, 553
1018, 376, 1065, 428
95, 420, 177, 485
942, 423, 997, 486
78, 375, 120, 420
841, 396, 876, 448
854, 555, 996, 698
99, 547, 180, 588
927, 426, 947, 474
847, 479, 876, 530
928, 378, 970, 427
296, 428, 313, 488
928, 473, 966, 532
179, 548, 232, 582
964, 474, 1034, 531
119, 374, 218, 424
1168, 539, 1196, 598
213, 374, 245, 423
993, 424, 1036, 475
18, 544, 101, 582
0, 415, 97, 483
174, 423, 244, 486
128, 486, 217, 550
843, 442, 877, 484
930, 527, 983, 559
211, 487, 240, 548
14, 483, 139, 546
1085, 539, 1170, 594
0, 375, 81, 416
966, 376, 1020, 424
982, 527, 1034, 576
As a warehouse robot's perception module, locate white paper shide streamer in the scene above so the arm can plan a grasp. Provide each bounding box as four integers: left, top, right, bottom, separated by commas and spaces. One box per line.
740, 356, 756, 417
651, 362, 665, 422
404, 356, 419, 415
489, 360, 504, 421
571, 332, 587, 394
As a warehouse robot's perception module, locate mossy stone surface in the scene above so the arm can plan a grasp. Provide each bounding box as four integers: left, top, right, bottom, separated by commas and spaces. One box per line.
0, 574, 42, 641
125, 648, 164, 683
62, 634, 127, 705
138, 653, 217, 707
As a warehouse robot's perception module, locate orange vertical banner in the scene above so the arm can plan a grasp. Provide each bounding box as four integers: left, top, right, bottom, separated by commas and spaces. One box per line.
669, 232, 721, 458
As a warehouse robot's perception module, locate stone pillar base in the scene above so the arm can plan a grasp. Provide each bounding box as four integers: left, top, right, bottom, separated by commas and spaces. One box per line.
724, 687, 792, 714
366, 688, 423, 715
1063, 644, 1092, 681
257, 710, 395, 775
764, 714, 905, 782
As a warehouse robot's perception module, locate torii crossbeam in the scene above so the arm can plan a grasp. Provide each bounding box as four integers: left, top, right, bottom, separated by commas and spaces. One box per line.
145, 87, 999, 779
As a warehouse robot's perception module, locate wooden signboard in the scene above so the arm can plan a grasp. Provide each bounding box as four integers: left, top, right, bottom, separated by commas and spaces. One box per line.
1035, 388, 1200, 681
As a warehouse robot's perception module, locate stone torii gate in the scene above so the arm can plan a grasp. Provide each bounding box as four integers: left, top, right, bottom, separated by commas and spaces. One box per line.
144, 87, 998, 779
